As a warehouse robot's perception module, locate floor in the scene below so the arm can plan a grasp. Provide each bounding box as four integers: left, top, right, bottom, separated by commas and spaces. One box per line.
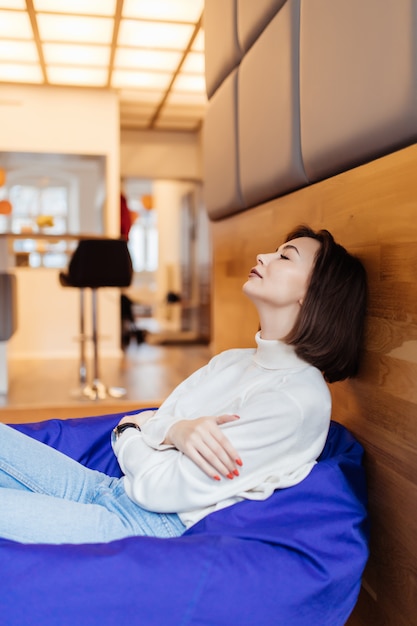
0, 339, 212, 423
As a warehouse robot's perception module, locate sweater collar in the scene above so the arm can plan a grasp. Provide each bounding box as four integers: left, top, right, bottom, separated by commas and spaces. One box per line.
253, 331, 308, 370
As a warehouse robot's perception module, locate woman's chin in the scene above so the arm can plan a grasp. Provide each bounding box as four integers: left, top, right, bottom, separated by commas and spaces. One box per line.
242, 281, 252, 297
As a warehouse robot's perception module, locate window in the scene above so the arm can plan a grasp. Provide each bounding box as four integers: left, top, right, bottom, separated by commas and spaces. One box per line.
3, 179, 70, 268
0, 152, 106, 269
9, 183, 69, 235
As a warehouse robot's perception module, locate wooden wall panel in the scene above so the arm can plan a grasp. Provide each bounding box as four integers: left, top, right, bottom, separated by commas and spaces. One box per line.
210, 143, 417, 625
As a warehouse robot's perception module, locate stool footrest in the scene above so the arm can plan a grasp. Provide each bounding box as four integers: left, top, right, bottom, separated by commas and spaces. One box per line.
71, 380, 127, 401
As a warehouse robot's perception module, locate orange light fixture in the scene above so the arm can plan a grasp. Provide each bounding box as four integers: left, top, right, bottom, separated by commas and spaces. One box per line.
141, 194, 154, 210
0, 200, 12, 215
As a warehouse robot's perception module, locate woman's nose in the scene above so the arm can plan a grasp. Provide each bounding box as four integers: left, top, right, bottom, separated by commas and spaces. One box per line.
257, 252, 275, 265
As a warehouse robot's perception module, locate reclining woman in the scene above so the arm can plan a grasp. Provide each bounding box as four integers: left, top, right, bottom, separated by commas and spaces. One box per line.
0, 225, 367, 544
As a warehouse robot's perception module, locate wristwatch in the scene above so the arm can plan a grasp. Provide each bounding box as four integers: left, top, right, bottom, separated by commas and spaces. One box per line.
111, 422, 141, 445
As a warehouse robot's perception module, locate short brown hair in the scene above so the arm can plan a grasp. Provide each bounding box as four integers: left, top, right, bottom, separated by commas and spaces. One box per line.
284, 225, 367, 383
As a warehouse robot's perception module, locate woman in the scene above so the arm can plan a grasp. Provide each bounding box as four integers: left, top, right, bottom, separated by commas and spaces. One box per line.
0, 225, 367, 544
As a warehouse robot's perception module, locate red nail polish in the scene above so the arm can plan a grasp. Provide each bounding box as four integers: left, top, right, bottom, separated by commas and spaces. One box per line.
233, 469, 239, 476
236, 458, 243, 467
213, 475, 221, 481
227, 473, 234, 480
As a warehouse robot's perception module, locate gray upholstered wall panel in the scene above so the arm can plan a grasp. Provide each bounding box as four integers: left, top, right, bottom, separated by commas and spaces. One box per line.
300, 0, 417, 182
204, 0, 242, 99
0, 273, 17, 341
203, 69, 245, 220
238, 0, 307, 209
237, 0, 287, 53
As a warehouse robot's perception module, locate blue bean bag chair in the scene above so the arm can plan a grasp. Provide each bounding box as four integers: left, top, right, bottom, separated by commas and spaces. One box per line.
0, 411, 369, 626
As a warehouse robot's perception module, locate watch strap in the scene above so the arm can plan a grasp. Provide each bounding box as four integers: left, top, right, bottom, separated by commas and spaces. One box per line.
112, 422, 141, 443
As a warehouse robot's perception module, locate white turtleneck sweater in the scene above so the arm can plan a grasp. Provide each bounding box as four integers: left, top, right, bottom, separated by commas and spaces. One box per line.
112, 332, 331, 528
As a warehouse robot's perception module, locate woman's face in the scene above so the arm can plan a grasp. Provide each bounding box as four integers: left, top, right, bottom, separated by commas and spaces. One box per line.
243, 236, 320, 312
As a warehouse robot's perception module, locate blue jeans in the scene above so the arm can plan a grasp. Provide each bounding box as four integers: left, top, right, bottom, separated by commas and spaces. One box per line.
0, 423, 185, 544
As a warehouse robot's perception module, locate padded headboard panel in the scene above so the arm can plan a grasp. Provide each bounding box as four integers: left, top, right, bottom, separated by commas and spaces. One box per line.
238, 0, 287, 53
238, 0, 308, 208
300, 0, 417, 181
203, 0, 417, 219
204, 0, 241, 99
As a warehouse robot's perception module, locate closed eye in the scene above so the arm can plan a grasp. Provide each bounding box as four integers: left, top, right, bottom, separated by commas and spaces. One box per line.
279, 254, 289, 260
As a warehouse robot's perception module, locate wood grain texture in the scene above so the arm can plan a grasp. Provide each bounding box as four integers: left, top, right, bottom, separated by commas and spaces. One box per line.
210, 143, 417, 625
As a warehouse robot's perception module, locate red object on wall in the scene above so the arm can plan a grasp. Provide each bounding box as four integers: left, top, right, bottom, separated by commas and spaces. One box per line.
120, 193, 132, 240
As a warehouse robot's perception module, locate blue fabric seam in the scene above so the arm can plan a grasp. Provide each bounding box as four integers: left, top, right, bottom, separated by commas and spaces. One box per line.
178, 538, 219, 626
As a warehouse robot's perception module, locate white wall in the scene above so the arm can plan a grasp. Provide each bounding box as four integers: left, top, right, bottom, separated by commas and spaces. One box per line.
0, 152, 106, 234
0, 84, 121, 361
8, 268, 121, 360
120, 128, 203, 181
0, 84, 205, 364
0, 84, 120, 235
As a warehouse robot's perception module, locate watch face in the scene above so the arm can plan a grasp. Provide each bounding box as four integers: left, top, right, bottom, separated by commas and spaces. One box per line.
111, 427, 119, 445
111, 422, 141, 445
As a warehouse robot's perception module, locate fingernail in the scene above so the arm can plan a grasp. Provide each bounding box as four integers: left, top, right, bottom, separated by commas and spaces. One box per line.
236, 458, 243, 467
213, 475, 221, 481
234, 414, 240, 419
233, 469, 239, 477
227, 473, 234, 480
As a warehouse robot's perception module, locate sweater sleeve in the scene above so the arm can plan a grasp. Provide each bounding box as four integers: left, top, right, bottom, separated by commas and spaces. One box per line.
113, 386, 330, 515
137, 353, 225, 449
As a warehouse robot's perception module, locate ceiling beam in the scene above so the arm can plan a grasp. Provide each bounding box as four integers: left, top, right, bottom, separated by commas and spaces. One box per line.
107, 0, 124, 89
148, 15, 203, 130
25, 0, 47, 84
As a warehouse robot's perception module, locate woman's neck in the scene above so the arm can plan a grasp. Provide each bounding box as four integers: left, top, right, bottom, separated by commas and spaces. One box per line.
257, 307, 299, 341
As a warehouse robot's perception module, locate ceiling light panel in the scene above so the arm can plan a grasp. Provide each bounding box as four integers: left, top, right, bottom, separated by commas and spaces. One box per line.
37, 14, 114, 44
47, 66, 107, 86
159, 104, 203, 119
114, 48, 182, 72
123, 0, 204, 23
118, 89, 163, 104
43, 43, 110, 67
0, 62, 43, 82
155, 117, 199, 131
0, 3, 207, 131
33, 0, 116, 16
120, 102, 156, 115
0, 40, 38, 62
191, 29, 204, 52
0, 0, 25, 7
167, 91, 207, 106
118, 20, 193, 50
181, 51, 204, 74
172, 73, 206, 92
112, 69, 172, 90
0, 10, 33, 38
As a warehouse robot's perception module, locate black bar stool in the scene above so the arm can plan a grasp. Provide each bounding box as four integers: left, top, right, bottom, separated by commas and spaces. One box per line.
59, 238, 133, 400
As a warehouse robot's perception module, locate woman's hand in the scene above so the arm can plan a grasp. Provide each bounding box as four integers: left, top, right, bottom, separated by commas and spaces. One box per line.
164, 415, 243, 481
117, 410, 156, 429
